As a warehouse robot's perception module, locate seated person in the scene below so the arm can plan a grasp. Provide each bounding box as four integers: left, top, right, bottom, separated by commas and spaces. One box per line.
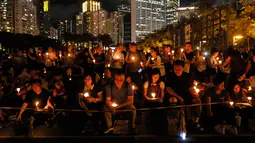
16, 79, 54, 127
143, 69, 165, 107
50, 80, 66, 109
230, 83, 253, 128
204, 74, 234, 127
101, 68, 113, 87
166, 60, 202, 131
104, 71, 136, 134
78, 73, 103, 133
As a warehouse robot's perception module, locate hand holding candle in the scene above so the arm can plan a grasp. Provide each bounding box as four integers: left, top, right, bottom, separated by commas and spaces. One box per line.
247, 96, 252, 101
84, 92, 89, 98
111, 103, 118, 108
181, 48, 184, 53
151, 92, 156, 99
248, 86, 252, 91
218, 60, 222, 64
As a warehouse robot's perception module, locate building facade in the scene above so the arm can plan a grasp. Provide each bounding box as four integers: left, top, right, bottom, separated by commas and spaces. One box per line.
107, 11, 124, 45
131, 0, 167, 42
75, 12, 83, 35
0, 0, 39, 35
37, 0, 51, 37
0, 0, 14, 33
166, 0, 180, 25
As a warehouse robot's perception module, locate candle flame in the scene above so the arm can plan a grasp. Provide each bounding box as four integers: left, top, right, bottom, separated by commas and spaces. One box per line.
181, 48, 184, 53
35, 101, 39, 107
111, 103, 118, 107
16, 88, 21, 93
248, 86, 252, 91
151, 93, 156, 98
131, 57, 135, 60
219, 60, 222, 64
230, 101, 234, 106
46, 52, 48, 56
68, 54, 71, 57
84, 92, 89, 98
132, 85, 135, 90
247, 96, 252, 101
172, 50, 175, 54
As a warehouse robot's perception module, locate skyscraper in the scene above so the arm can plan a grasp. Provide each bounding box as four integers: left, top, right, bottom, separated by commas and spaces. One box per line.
131, 0, 167, 42
75, 12, 83, 35
82, 0, 108, 37
166, 0, 180, 25
36, 0, 51, 37
0, 0, 38, 35
118, 0, 131, 44
0, 0, 14, 33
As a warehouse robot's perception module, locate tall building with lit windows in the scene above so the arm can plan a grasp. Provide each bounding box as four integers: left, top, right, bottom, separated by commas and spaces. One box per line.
0, 0, 15, 33
34, 0, 51, 37
166, 0, 180, 25
75, 12, 83, 34
82, 0, 108, 37
0, 0, 38, 35
131, 0, 167, 42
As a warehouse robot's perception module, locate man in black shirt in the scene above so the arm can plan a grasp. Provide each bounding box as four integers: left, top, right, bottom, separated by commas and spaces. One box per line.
16, 79, 53, 125
166, 60, 202, 130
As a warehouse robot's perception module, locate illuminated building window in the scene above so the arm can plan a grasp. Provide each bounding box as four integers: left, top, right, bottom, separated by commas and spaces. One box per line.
44, 1, 49, 12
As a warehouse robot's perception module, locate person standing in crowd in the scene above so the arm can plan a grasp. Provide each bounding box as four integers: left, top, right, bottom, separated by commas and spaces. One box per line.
146, 47, 164, 77
45, 47, 57, 69
240, 49, 255, 79
183, 42, 195, 75
194, 50, 206, 82
64, 45, 76, 67
105, 48, 113, 67
27, 48, 37, 69
207, 48, 219, 76
166, 60, 203, 131
112, 45, 125, 71
161, 44, 174, 74
104, 71, 136, 134
91, 45, 105, 78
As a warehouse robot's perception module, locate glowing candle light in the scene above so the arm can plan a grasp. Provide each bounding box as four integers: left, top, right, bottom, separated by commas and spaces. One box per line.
131, 56, 135, 60
59, 54, 62, 58
151, 57, 155, 60
46, 52, 49, 56
140, 62, 143, 66
68, 53, 71, 57
248, 86, 252, 91
116, 55, 120, 59
172, 50, 175, 54
195, 88, 200, 94
111, 103, 118, 107
247, 96, 252, 101
16, 88, 21, 93
151, 92, 156, 99
203, 57, 206, 60
132, 85, 135, 90
84, 92, 89, 98
168, 52, 171, 55
181, 48, 184, 53
218, 60, 222, 64
107, 64, 110, 67
39, 53, 41, 56
69, 77, 72, 81
43, 68, 47, 74
35, 101, 39, 107
216, 57, 219, 61
93, 60, 96, 63
230, 101, 234, 106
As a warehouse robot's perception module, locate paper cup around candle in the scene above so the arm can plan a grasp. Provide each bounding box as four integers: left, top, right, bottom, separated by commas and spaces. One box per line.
68, 54, 71, 57
168, 52, 170, 55
248, 86, 252, 91
151, 93, 156, 98
181, 49, 184, 53
172, 50, 175, 54
36, 101, 39, 107
46, 52, 49, 56
247, 96, 252, 101
219, 60, 222, 64
69, 77, 72, 81
230, 101, 234, 106
132, 85, 135, 90
131, 57, 135, 60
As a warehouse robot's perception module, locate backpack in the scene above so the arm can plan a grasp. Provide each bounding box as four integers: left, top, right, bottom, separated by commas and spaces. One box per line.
167, 109, 187, 136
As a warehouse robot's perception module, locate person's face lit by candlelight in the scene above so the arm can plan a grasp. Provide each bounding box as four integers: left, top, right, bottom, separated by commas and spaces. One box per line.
84, 75, 93, 87
216, 82, 225, 91
233, 84, 241, 94
185, 43, 192, 53
114, 74, 125, 89
126, 76, 132, 83
31, 82, 42, 93
152, 73, 160, 84
150, 49, 157, 57
173, 61, 184, 76
129, 43, 137, 52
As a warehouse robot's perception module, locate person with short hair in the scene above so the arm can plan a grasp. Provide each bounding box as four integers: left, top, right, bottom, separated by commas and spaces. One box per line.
104, 71, 136, 134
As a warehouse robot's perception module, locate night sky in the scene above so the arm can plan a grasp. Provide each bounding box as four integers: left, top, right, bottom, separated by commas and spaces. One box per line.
51, 0, 198, 21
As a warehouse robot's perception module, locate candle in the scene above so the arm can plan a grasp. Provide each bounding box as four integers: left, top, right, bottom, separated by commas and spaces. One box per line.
140, 62, 143, 66
132, 85, 135, 90
194, 81, 198, 86
229, 101, 234, 106
216, 57, 219, 61
16, 88, 21, 93
84, 92, 89, 98
151, 92, 156, 99
116, 55, 120, 59
69, 77, 72, 81
168, 52, 171, 55
43, 68, 46, 74
202, 57, 206, 60
181, 48, 184, 53
46, 52, 49, 56
247, 96, 252, 101
151, 57, 155, 60
107, 64, 110, 67
218, 60, 222, 64
35, 101, 39, 107
172, 50, 175, 54
248, 86, 252, 91
111, 103, 118, 107
131, 56, 135, 60
195, 88, 200, 94
68, 53, 71, 57
39, 53, 41, 56
93, 60, 96, 63
196, 47, 200, 50
59, 54, 62, 58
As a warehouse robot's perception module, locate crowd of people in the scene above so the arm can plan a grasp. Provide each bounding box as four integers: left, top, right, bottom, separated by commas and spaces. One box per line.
0, 42, 255, 136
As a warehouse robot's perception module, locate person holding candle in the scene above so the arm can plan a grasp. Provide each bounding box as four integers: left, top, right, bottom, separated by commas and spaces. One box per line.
112, 45, 125, 71
204, 74, 237, 134
45, 47, 57, 70
146, 47, 164, 77
161, 45, 174, 74
16, 79, 54, 128
64, 45, 75, 67
166, 60, 203, 131
27, 48, 38, 69
104, 71, 136, 134
240, 49, 255, 80
193, 50, 206, 82
91, 45, 105, 78
206, 48, 219, 76
78, 73, 103, 134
